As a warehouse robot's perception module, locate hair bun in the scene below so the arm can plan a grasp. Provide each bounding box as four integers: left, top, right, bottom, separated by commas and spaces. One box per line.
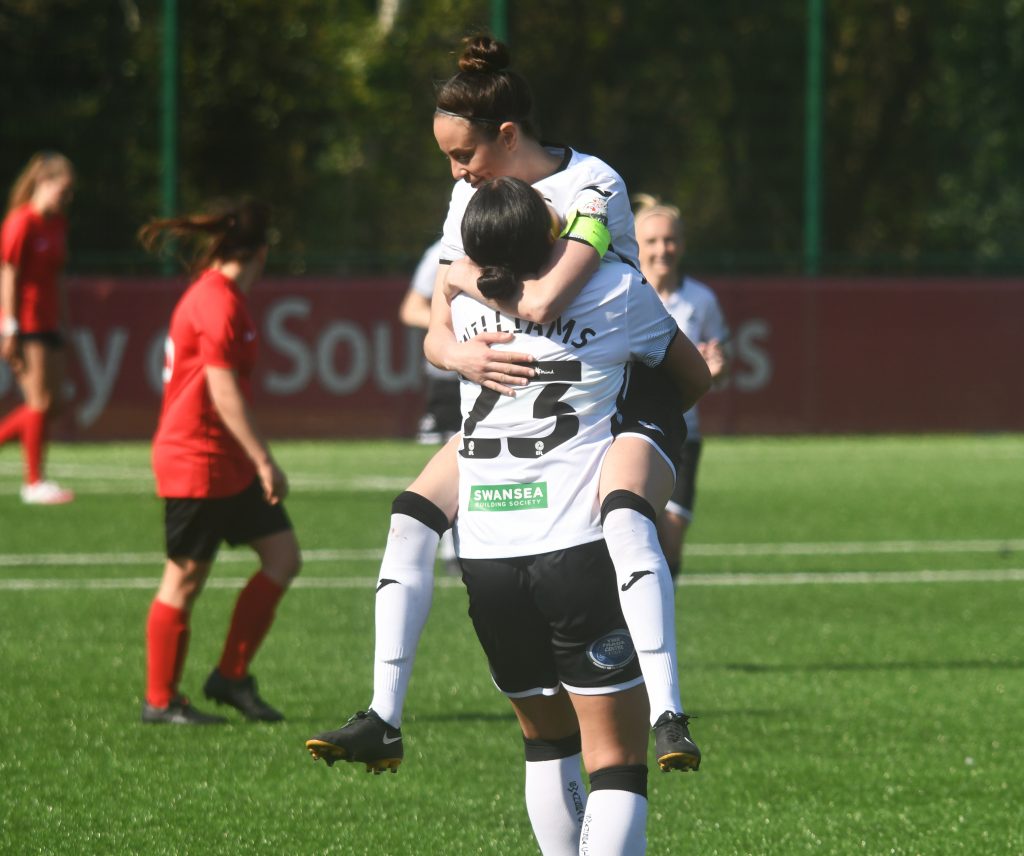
458, 34, 511, 73
477, 264, 517, 300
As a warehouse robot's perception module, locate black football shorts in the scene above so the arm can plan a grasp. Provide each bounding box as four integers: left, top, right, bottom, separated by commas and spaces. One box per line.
612, 362, 686, 476
164, 477, 292, 562
459, 539, 644, 697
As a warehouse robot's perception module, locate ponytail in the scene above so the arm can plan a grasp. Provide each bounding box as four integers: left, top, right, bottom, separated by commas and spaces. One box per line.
138, 198, 271, 272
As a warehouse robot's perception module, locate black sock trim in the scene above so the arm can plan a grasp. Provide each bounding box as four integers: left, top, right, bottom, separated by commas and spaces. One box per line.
391, 491, 450, 536
588, 764, 648, 798
600, 489, 656, 525
523, 731, 582, 762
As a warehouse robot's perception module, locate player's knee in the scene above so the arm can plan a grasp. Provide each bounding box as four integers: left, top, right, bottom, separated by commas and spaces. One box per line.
523, 732, 582, 762
600, 489, 656, 525
392, 490, 450, 537
588, 764, 649, 798
283, 546, 302, 580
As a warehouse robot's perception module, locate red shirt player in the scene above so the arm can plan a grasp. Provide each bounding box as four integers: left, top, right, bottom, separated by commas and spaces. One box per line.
139, 198, 302, 726
0, 152, 76, 504
152, 268, 259, 499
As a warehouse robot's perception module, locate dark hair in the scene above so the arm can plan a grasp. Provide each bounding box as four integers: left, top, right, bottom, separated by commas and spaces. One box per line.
462, 177, 553, 300
435, 34, 538, 140
138, 197, 271, 272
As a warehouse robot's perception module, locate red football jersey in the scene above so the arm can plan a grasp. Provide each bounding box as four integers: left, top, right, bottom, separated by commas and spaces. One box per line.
0, 203, 67, 333
152, 269, 258, 498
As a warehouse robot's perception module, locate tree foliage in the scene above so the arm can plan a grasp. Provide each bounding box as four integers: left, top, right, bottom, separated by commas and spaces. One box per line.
0, 0, 1021, 274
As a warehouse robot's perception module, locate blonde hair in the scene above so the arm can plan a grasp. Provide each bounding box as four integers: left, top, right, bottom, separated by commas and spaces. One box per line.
631, 193, 684, 239
7, 151, 75, 214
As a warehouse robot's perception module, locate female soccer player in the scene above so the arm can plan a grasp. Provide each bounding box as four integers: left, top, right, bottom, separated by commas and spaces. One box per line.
308, 34, 702, 774
0, 151, 76, 504
446, 177, 709, 852
139, 199, 301, 725
633, 195, 730, 578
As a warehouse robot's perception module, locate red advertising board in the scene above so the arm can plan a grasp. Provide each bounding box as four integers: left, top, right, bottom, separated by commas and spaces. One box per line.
1, 275, 1021, 439
698, 276, 1024, 433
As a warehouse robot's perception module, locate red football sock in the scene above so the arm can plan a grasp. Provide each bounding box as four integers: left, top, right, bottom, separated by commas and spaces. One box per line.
22, 407, 47, 484
217, 572, 285, 681
0, 404, 29, 447
146, 599, 190, 708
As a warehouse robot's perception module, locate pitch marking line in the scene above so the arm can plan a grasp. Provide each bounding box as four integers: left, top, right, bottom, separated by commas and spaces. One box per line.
1, 539, 1022, 569
1, 568, 1023, 591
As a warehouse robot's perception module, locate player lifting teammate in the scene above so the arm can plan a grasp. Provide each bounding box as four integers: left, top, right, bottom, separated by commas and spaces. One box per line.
307, 34, 704, 775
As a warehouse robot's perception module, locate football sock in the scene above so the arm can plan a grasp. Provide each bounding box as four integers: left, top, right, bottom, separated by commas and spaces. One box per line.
146, 598, 190, 708
601, 491, 683, 724
368, 491, 448, 728
523, 734, 586, 856
0, 404, 29, 446
217, 571, 285, 680
581, 765, 648, 856
22, 407, 46, 484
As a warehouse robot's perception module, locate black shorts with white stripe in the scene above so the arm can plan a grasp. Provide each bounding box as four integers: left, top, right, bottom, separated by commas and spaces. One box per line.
459, 539, 643, 697
612, 362, 686, 474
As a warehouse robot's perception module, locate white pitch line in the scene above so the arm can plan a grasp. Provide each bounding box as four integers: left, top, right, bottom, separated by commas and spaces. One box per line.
1, 538, 1021, 569
1, 568, 1023, 592
0, 549, 382, 567
686, 538, 1024, 557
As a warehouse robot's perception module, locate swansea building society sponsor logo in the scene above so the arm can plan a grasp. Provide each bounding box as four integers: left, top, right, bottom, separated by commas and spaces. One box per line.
468, 482, 548, 512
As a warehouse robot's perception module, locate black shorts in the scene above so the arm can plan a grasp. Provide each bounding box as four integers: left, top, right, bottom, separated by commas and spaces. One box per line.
164, 478, 292, 561
18, 330, 65, 349
459, 540, 644, 697
612, 362, 686, 474
667, 439, 703, 519
417, 376, 462, 443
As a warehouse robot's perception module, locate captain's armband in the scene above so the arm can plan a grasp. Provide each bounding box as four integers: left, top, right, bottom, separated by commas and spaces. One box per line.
560, 210, 612, 258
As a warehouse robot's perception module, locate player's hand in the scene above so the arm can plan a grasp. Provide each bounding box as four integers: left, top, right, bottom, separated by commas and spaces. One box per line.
698, 339, 728, 381
443, 257, 483, 302
443, 331, 534, 396
257, 458, 289, 505
0, 335, 23, 374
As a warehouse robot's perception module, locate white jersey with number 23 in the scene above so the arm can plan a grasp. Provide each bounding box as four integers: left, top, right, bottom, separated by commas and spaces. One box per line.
452, 262, 678, 560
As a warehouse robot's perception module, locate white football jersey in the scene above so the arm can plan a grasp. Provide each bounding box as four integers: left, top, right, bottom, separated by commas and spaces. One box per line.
452, 263, 678, 559
440, 146, 640, 269
661, 277, 729, 438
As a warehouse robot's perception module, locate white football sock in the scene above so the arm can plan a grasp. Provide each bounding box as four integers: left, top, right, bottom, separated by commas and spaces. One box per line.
368, 511, 439, 727
525, 754, 587, 856
579, 789, 647, 856
602, 505, 683, 724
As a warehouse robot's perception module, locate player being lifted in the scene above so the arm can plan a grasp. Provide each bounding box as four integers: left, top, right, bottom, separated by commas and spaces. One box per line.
307, 35, 704, 774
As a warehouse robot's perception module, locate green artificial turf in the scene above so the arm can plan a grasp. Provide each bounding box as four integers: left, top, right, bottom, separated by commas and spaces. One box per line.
1, 435, 1022, 854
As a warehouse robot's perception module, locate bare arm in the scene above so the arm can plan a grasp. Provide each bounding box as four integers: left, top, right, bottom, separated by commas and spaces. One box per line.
0, 262, 22, 369
661, 332, 714, 413
424, 264, 536, 396
443, 240, 600, 325
206, 366, 288, 504
398, 290, 432, 330
698, 338, 731, 384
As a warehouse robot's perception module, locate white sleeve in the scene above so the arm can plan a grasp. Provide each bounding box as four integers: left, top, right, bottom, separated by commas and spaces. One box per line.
702, 290, 730, 343
439, 181, 473, 263
570, 165, 637, 266
626, 278, 679, 367
409, 240, 442, 298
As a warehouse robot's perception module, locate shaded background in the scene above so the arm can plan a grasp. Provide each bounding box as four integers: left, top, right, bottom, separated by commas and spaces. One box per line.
3, 0, 1022, 275
2, 0, 1022, 438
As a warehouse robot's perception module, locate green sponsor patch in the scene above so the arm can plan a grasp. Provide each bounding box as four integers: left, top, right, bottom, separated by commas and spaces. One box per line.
468, 482, 548, 512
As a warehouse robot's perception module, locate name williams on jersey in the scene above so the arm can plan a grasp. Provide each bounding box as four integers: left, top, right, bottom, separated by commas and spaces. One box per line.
458, 309, 596, 350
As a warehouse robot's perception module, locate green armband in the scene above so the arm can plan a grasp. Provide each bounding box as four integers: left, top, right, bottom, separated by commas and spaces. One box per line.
560, 211, 612, 258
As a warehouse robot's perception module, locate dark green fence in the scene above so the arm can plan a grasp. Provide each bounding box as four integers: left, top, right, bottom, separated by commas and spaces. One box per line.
2, 0, 1021, 276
